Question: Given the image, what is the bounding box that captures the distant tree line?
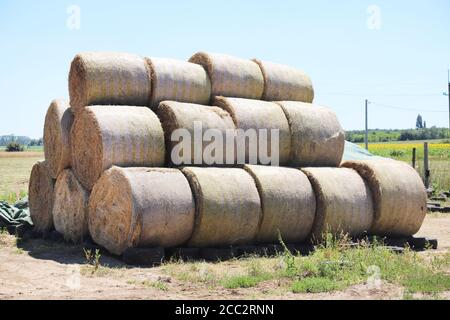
[0,135,43,147]
[346,127,449,143]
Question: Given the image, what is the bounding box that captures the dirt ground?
[0,215,449,300]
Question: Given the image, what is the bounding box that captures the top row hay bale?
[147,57,211,106]
[70,105,165,190]
[68,52,211,111]
[88,167,195,255]
[43,99,74,179]
[29,161,55,233]
[253,59,314,102]
[189,52,265,100]
[341,159,427,237]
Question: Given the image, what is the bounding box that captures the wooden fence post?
[424,142,430,188]
[412,147,416,169]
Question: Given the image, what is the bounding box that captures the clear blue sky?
[0,0,449,138]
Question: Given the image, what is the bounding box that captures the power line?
[318,92,442,97]
[370,102,448,113]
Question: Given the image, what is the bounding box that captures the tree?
[416,114,423,129]
[6,142,24,152]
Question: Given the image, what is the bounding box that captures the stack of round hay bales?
[244,165,316,243]
[43,99,74,179]
[71,105,165,190]
[181,167,262,247]
[29,161,55,233]
[214,97,291,165]
[157,101,236,165]
[52,169,89,243]
[252,59,314,102]
[189,52,265,100]
[276,101,345,167]
[302,167,374,240]
[69,52,152,113]
[341,159,427,237]
[88,167,195,255]
[146,58,211,107]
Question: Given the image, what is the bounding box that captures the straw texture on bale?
[189,52,264,100]
[52,169,89,243]
[253,59,314,102]
[146,58,211,107]
[28,161,55,233]
[302,167,374,240]
[157,101,236,165]
[277,101,345,167]
[71,106,165,190]
[214,97,291,165]
[88,167,195,255]
[341,160,427,236]
[244,165,316,243]
[68,52,151,112]
[182,167,262,247]
[43,99,74,179]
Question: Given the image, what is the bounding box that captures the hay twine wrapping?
[28,161,55,233]
[244,165,316,243]
[214,97,291,165]
[43,99,74,179]
[157,101,236,165]
[276,101,345,167]
[182,167,262,247]
[52,169,89,243]
[71,105,165,190]
[253,59,314,102]
[68,52,151,112]
[88,167,195,255]
[341,159,427,236]
[302,167,374,240]
[189,52,264,100]
[147,58,211,107]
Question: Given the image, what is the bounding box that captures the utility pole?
[365,99,369,150]
[445,70,450,137]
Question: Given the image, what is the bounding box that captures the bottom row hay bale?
[29,161,55,233]
[52,169,89,243]
[341,159,427,236]
[181,167,262,247]
[88,167,195,255]
[244,165,316,243]
[302,167,374,240]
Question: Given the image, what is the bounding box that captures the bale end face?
[28,161,55,233]
[88,167,135,255]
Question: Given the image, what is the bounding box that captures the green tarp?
[342,141,385,161]
[0,198,33,229]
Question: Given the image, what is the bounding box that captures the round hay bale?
[52,169,90,243]
[68,52,151,112]
[276,101,345,167]
[181,167,262,247]
[43,99,74,179]
[302,167,374,240]
[157,101,236,165]
[214,97,291,165]
[341,159,427,236]
[28,161,55,233]
[147,58,211,107]
[189,52,264,100]
[71,106,165,190]
[244,165,316,243]
[252,59,314,102]
[88,167,195,255]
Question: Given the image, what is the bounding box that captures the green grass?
[162,236,450,297]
